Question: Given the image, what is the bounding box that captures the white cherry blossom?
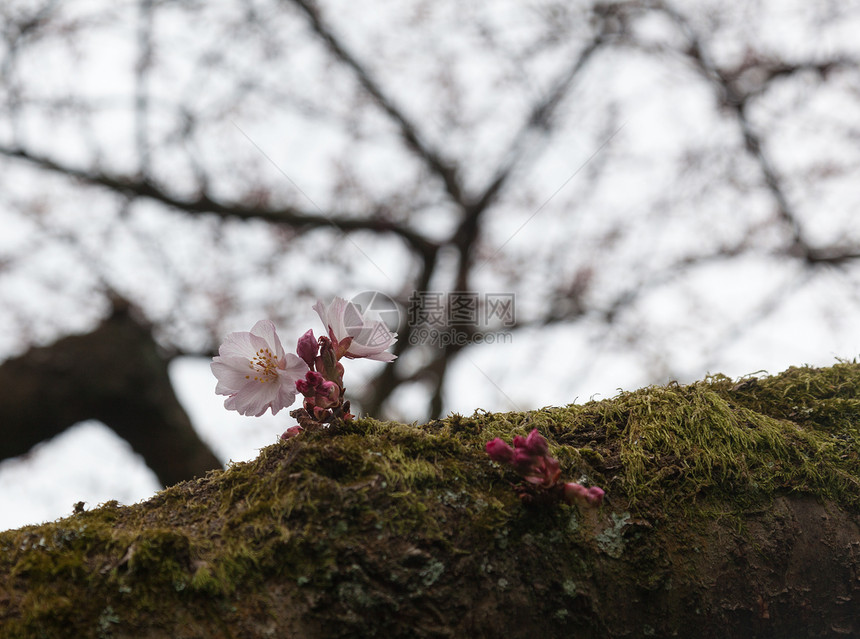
[313,297,397,362]
[211,320,308,416]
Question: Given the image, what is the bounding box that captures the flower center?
[247,347,279,383]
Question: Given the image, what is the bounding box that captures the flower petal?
[249,319,286,359]
[224,380,280,417]
[217,331,267,360]
[211,359,252,394]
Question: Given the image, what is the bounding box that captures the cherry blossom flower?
[313,297,397,361]
[211,298,398,436]
[211,320,308,417]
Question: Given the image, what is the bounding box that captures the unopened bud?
[296,329,318,369]
[586,486,605,506]
[281,425,303,439]
[523,429,549,456]
[485,438,515,464]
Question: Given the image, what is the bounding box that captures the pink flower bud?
[586,486,605,506]
[563,482,605,507]
[296,329,318,369]
[318,338,339,380]
[281,425,303,439]
[563,482,588,503]
[522,456,561,488]
[321,380,339,401]
[511,448,537,473]
[543,456,561,486]
[296,371,325,397]
[485,438,515,464]
[523,429,549,456]
[314,380,340,408]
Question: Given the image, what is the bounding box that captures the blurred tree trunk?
[0,301,221,486]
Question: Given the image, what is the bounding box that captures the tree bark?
[0,301,221,486]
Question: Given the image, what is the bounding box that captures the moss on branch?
[1,363,859,637]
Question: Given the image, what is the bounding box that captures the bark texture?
[0,301,221,486]
[0,363,858,638]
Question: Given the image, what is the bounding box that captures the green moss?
[1,362,859,636]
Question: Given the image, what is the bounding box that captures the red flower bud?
[512,448,538,474]
[563,482,588,503]
[523,429,549,456]
[296,329,318,369]
[485,438,515,464]
[281,425,303,439]
[522,456,560,488]
[563,482,604,507]
[296,371,325,397]
[586,486,605,506]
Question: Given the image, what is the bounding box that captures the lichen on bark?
[1,362,859,637]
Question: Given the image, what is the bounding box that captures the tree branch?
[0,144,438,257]
[656,3,806,249]
[287,0,465,205]
[0,299,221,486]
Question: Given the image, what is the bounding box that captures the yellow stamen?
[248,347,279,383]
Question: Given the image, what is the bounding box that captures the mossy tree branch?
[1,362,857,637]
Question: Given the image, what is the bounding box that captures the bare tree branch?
[0,144,438,257]
[288,0,465,205]
[654,3,813,254]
